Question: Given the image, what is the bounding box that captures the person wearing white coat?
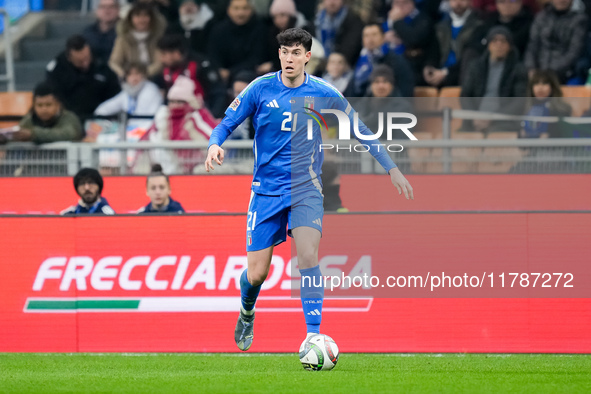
[94,62,163,116]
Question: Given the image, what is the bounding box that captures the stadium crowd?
[3,0,591,148]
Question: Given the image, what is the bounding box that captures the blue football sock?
[240,269,261,312]
[300,265,324,334]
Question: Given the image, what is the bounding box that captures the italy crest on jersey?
[304,96,314,112]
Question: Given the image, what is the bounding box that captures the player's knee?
[297,250,318,269]
[248,267,268,287]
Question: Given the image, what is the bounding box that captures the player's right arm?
[205,80,260,172]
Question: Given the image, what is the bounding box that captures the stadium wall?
[0,174,590,214]
[1,213,590,353]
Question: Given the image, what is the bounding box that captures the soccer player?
[205,28,413,351]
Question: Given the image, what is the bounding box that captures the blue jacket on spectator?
[61,197,115,215]
[137,198,185,214]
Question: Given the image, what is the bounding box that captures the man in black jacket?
[385,0,438,85]
[482,0,533,59]
[460,27,528,132]
[524,0,587,83]
[46,35,120,124]
[207,0,268,85]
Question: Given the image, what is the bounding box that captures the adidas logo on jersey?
[307,309,321,316]
[266,99,279,108]
[312,218,322,227]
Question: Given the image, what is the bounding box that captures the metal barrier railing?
[2,106,591,176]
[1,139,590,176]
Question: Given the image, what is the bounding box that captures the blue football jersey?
[209,71,396,195]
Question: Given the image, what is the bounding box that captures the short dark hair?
[66,35,88,53]
[33,81,58,99]
[370,64,395,85]
[276,28,313,52]
[364,22,384,34]
[157,34,187,54]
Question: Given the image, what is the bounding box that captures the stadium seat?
[0,92,33,128]
[413,117,443,139]
[438,87,462,133]
[414,87,439,98]
[0,92,33,115]
[438,87,462,109]
[560,86,591,117]
[414,87,439,108]
[407,131,434,173]
[413,87,440,136]
[479,132,522,173]
[486,132,518,139]
[451,131,484,173]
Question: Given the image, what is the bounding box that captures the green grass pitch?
[1,353,590,393]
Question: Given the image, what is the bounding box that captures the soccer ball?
[299,334,339,371]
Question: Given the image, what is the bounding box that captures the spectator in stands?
[524,0,587,83]
[323,52,354,93]
[315,0,364,67]
[137,164,185,213]
[46,35,120,123]
[359,65,413,133]
[260,0,315,74]
[482,0,533,58]
[165,0,215,56]
[95,63,163,116]
[145,75,218,173]
[352,22,415,97]
[82,0,120,66]
[424,0,485,87]
[61,168,115,215]
[460,26,528,132]
[377,0,442,22]
[471,0,538,14]
[294,0,317,21]
[366,64,409,100]
[109,2,167,78]
[384,0,438,85]
[154,35,226,118]
[521,70,572,138]
[230,70,256,139]
[208,0,268,84]
[12,82,82,144]
[123,0,180,25]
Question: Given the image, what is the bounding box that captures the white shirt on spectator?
[94,80,162,116]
